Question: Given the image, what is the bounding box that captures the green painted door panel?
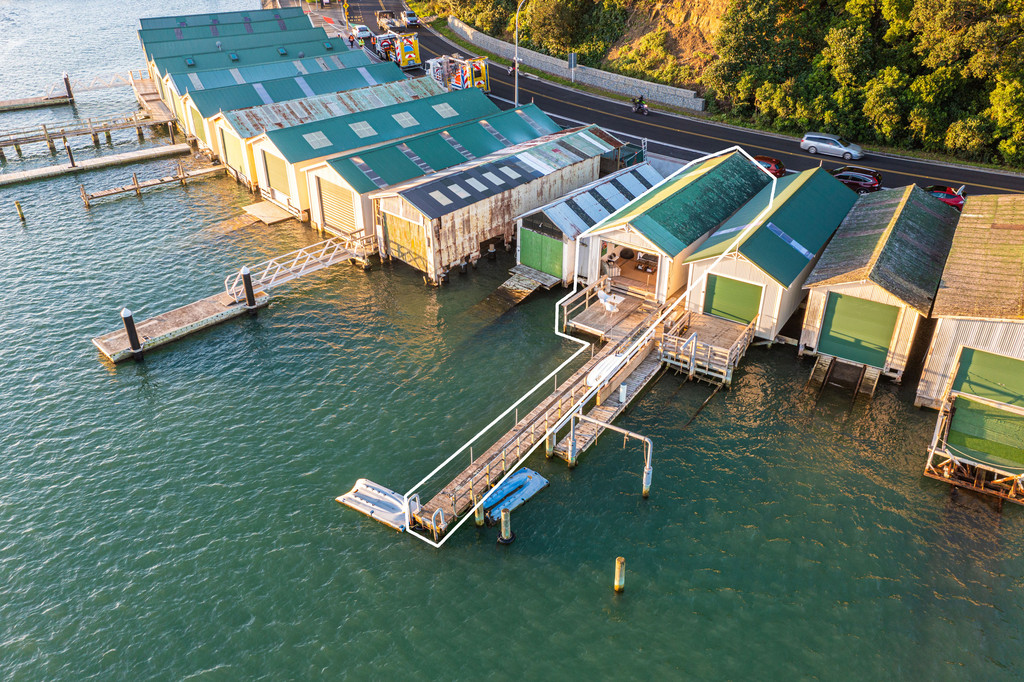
[952,348,1024,408]
[817,292,898,367]
[703,274,761,324]
[519,229,562,279]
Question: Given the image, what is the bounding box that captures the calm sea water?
[2,2,1023,679]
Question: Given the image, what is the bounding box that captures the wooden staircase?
[807,354,835,394]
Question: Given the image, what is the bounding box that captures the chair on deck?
[597,289,619,313]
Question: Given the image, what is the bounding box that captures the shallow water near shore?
[2,1,1024,679]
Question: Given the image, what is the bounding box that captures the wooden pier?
[0,144,192,187]
[0,73,74,112]
[0,113,174,156]
[92,291,269,363]
[661,311,757,385]
[80,162,225,207]
[129,70,173,121]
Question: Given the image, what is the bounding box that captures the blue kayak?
[482,468,549,523]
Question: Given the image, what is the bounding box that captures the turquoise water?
[2,2,1023,679]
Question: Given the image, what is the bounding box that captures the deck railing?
[661,315,758,383]
[558,275,609,331]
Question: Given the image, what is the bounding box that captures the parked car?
[800,132,864,160]
[402,10,420,27]
[923,185,967,210]
[753,155,786,178]
[349,24,372,41]
[828,166,882,194]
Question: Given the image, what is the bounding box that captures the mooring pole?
[121,308,143,360]
[15,201,25,222]
[497,508,515,545]
[63,72,74,103]
[240,266,257,314]
[614,557,625,593]
[474,493,485,527]
[64,143,75,168]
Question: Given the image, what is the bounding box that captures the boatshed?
[370,125,624,283]
[138,14,313,48]
[800,185,960,380]
[210,75,443,187]
[249,88,501,219]
[583,151,771,304]
[138,7,306,31]
[182,62,406,151]
[916,193,1024,502]
[304,105,561,239]
[513,163,665,286]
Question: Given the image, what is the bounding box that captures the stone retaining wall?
[447,17,705,112]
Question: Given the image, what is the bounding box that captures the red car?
[754,155,786,178]
[924,185,966,210]
[828,165,882,194]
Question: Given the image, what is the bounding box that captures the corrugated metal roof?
[806,185,961,316]
[169,50,369,96]
[189,62,405,118]
[517,163,663,239]
[325,104,562,194]
[375,125,621,220]
[139,8,306,31]
[590,152,771,258]
[932,194,1024,319]
[218,75,443,138]
[139,15,313,47]
[144,26,326,62]
[154,37,344,77]
[687,167,856,286]
[262,88,501,164]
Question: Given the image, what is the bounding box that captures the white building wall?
[686,253,782,340]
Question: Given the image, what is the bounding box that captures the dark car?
[754,155,786,178]
[828,166,882,194]
[923,185,966,210]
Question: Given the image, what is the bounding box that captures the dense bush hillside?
[429,0,1024,165]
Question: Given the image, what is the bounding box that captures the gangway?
[224,234,376,302]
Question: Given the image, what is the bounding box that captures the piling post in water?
[240,266,258,314]
[80,184,90,208]
[497,508,515,544]
[177,161,186,186]
[64,143,75,168]
[121,308,143,360]
[474,493,485,527]
[136,127,144,141]
[614,557,625,593]
[15,201,25,222]
[105,131,112,144]
[0,147,6,162]
[63,72,74,103]
[487,243,496,260]
[168,122,175,145]
[42,124,55,153]
[132,173,141,196]
[15,143,22,156]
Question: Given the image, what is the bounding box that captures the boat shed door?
[190,107,206,144]
[263,151,289,195]
[703,274,761,325]
[816,292,898,367]
[519,228,562,279]
[220,129,244,174]
[318,177,357,234]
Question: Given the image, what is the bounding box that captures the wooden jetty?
[660,310,757,386]
[0,113,174,158]
[92,291,269,363]
[0,73,74,112]
[129,70,173,122]
[80,161,225,207]
[0,144,192,187]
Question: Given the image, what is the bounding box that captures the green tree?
[863,66,910,142]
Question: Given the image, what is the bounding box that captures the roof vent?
[185,57,196,67]
[215,41,222,51]
[229,52,239,61]
[324,41,334,50]
[298,51,305,58]
[278,47,288,56]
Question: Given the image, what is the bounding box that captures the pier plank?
[0,144,192,187]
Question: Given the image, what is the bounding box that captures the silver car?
[800,132,863,160]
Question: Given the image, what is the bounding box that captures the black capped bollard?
[240,266,257,315]
[487,243,497,261]
[121,308,143,360]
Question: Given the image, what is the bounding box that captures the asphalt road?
[334,0,1024,195]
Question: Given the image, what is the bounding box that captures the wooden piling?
[15,201,25,221]
[168,122,175,145]
[614,557,625,593]
[80,184,90,208]
[136,127,144,141]
[497,508,515,544]
[42,124,55,153]
[132,173,140,196]
[177,161,186,186]
[105,131,112,144]
[63,72,74,103]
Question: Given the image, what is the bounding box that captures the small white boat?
[336,479,416,532]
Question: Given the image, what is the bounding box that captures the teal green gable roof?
[139,15,313,48]
[324,105,560,194]
[596,153,771,257]
[263,88,501,164]
[139,8,305,30]
[169,51,369,96]
[187,63,405,118]
[154,38,343,77]
[687,168,856,286]
[144,26,326,62]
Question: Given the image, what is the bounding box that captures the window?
[432,103,458,118]
[349,121,376,138]
[303,131,332,150]
[392,112,418,128]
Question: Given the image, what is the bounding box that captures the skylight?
[429,190,452,206]
[303,131,332,150]
[432,103,458,118]
[349,121,377,138]
[392,112,418,128]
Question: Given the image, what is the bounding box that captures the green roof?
[324,105,560,194]
[808,185,961,316]
[933,194,1024,319]
[687,167,856,286]
[144,26,326,62]
[168,51,369,96]
[591,152,771,257]
[154,38,343,77]
[262,88,501,164]
[186,62,405,118]
[139,8,306,30]
[138,15,313,48]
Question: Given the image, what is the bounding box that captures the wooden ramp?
[475,264,562,313]
[0,144,192,187]
[92,291,268,363]
[243,201,294,225]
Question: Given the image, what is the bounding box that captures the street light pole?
[514,0,529,107]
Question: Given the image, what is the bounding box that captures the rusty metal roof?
[933,194,1024,319]
[219,76,445,139]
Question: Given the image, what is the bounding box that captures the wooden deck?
[0,144,192,187]
[0,113,173,152]
[0,94,73,113]
[567,296,644,340]
[92,291,268,363]
[243,200,294,225]
[130,73,173,121]
[661,311,756,385]
[81,163,225,206]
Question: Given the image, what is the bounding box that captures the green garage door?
[519,228,562,279]
[703,274,761,324]
[947,397,1024,472]
[817,292,898,367]
[952,348,1024,408]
